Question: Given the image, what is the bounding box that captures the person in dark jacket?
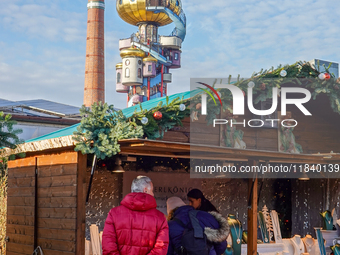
[187,188,218,213]
[102,176,169,255]
[166,197,229,255]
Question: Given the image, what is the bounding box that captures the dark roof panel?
[15,99,80,115]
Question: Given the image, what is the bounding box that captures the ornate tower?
[116,0,186,107]
[84,0,105,107]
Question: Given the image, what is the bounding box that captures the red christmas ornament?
[153,111,162,120]
[324,73,331,80]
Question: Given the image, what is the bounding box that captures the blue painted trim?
[25,89,201,143]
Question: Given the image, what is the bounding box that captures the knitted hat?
[166,197,186,215]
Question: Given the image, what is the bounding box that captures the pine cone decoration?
[260,83,266,90]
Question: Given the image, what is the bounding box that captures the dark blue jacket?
[167,206,229,255]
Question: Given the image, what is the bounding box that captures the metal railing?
[178,10,186,26]
[130,33,162,54]
[146,0,168,8]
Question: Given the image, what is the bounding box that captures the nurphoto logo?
[198,82,312,128]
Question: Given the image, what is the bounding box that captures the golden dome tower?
[115,0,186,106]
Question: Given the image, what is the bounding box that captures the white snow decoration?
[263,205,274,242]
[271,210,283,244]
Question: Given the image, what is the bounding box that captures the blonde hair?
[167,207,179,221]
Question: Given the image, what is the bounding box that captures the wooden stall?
[4,138,340,255]
[4,89,340,255]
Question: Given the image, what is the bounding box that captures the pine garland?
[73,102,144,160]
[73,98,190,159]
[135,96,190,139]
[191,61,340,124]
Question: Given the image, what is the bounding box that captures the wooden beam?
[247,160,258,255]
[37,151,78,166]
[76,152,87,255]
[118,138,340,163]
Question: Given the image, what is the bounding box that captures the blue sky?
[1,0,340,109]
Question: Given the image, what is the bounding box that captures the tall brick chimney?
[84,0,105,107]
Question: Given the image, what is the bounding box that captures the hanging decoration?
[258,211,270,243]
[324,73,331,80]
[318,73,325,80]
[141,117,148,124]
[247,81,255,88]
[280,69,287,77]
[179,104,186,111]
[153,111,162,120]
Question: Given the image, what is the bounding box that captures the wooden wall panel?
[37,164,77,178]
[35,153,78,255]
[7,150,83,255]
[6,163,35,255]
[37,238,75,253]
[6,224,34,236]
[8,158,35,169]
[37,152,78,166]
[6,243,33,254]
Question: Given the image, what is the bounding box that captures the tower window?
[119,0,122,4]
[125,68,130,78]
[117,72,121,83]
[148,65,152,72]
[174,53,178,60]
[138,68,142,78]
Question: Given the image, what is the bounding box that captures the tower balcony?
[159,36,182,49]
[119,38,132,51]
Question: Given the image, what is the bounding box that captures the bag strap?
[188,210,204,238]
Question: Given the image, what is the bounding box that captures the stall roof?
[3,89,339,163]
[24,90,197,144]
[118,139,340,164]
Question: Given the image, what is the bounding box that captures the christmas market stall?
[3,62,340,255]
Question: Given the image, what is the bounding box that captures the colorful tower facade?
[116,0,186,107]
[84,0,105,107]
